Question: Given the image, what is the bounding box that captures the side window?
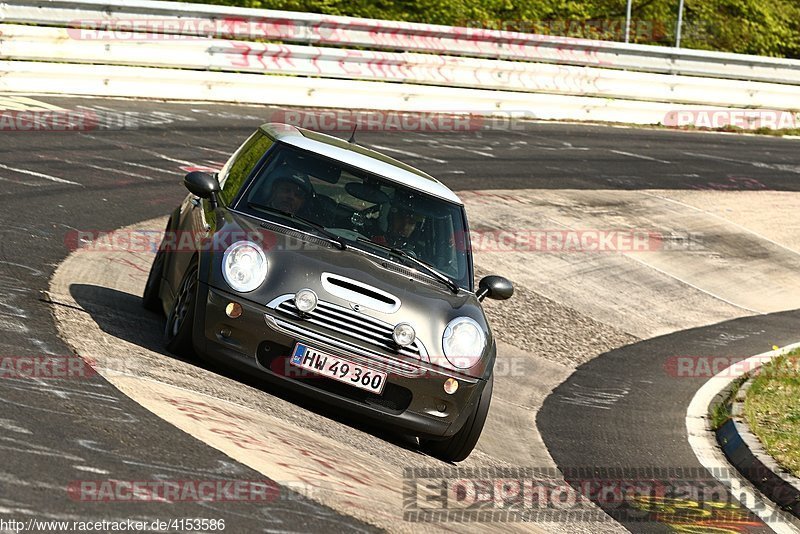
[218,131,274,207]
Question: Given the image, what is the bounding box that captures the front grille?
[272,297,426,360]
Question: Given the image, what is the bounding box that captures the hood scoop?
[321,273,400,314]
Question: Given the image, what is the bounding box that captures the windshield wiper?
[355,237,459,293]
[247,202,346,250]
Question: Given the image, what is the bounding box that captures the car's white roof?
[261,123,463,205]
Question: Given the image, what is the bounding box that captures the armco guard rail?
[0,0,799,124]
[3,24,798,110]
[4,0,800,85]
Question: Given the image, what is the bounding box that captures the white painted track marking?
[0,163,80,186]
[0,96,64,111]
[610,149,671,164]
[369,144,448,164]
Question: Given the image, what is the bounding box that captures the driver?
[372,203,422,251]
[266,168,313,215]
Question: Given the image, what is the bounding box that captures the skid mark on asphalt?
[556,384,630,410]
[0,277,30,335]
[0,433,85,461]
[78,134,205,167]
[0,418,32,435]
[74,133,226,176]
[0,374,139,423]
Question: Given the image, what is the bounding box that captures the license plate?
[290,344,387,394]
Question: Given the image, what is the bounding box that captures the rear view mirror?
[184,171,220,199]
[476,275,514,301]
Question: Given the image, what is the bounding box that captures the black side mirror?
[184,171,221,206]
[476,275,514,302]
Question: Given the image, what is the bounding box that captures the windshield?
[235,143,471,289]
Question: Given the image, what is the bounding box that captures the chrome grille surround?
[263,315,423,377]
[266,294,428,362]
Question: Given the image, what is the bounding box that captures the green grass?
[709,375,748,430]
[710,398,733,429]
[744,349,800,476]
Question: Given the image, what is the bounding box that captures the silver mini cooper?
[143,123,513,462]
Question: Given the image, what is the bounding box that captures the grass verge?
[744,349,800,477]
[709,375,748,430]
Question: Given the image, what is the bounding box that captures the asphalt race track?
[539,309,800,533]
[2,94,800,532]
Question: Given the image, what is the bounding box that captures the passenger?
[373,203,422,251]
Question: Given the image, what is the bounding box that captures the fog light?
[393,323,416,347]
[294,289,318,313]
[225,302,242,319]
[444,378,459,395]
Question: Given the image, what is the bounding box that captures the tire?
[164,260,198,358]
[420,375,493,463]
[142,247,166,313]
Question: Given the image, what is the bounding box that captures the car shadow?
[69,283,426,457]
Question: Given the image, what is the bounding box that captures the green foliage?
[172,0,800,58]
[744,351,800,476]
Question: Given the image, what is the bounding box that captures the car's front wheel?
[420,375,493,463]
[164,260,198,358]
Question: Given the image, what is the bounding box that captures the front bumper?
[192,283,488,439]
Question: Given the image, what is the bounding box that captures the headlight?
[222,241,268,292]
[442,317,486,369]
